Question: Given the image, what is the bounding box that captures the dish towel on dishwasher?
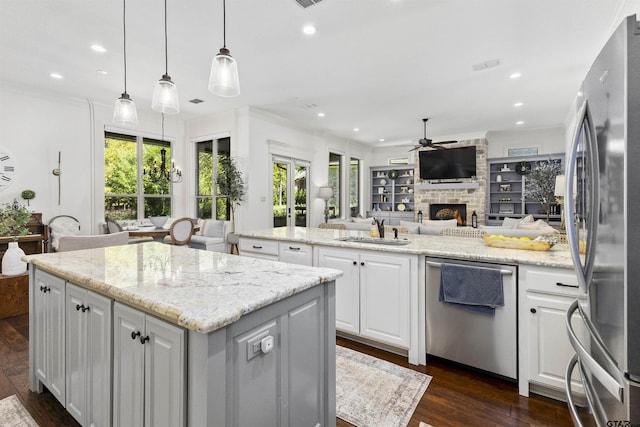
[439,263,504,315]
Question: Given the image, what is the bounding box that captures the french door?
[272,156,309,227]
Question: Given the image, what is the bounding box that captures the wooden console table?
[0,273,28,318]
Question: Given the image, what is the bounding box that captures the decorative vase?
[2,241,27,276]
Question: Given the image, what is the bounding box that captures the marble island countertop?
[238,227,577,269]
[24,242,342,333]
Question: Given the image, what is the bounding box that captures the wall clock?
[0,146,16,192]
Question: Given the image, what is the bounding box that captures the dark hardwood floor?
[0,313,579,426]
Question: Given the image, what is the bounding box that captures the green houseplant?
[524,159,562,222]
[0,204,30,239]
[21,189,36,206]
[217,155,245,232]
[0,204,31,276]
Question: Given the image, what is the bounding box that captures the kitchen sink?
[336,236,411,246]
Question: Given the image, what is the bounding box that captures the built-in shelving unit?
[368,165,416,222]
[486,154,564,225]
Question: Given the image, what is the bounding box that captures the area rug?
[0,395,39,426]
[336,346,432,427]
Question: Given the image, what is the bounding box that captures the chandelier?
[144,114,183,183]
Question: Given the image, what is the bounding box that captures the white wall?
[185,107,372,231]
[485,127,566,158]
[0,85,180,234]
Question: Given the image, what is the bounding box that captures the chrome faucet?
[392,227,399,239]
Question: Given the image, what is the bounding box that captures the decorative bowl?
[149,216,168,229]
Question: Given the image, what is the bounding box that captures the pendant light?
[113,0,138,127]
[151,0,180,114]
[208,0,240,97]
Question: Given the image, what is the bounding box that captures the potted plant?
[524,159,562,222]
[0,204,31,276]
[217,155,245,233]
[21,189,36,207]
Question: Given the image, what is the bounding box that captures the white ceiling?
[0,0,636,147]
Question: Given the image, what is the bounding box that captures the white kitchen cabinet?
[238,237,279,260]
[278,242,313,265]
[240,238,313,266]
[34,269,66,405]
[66,283,112,427]
[113,302,185,427]
[316,246,411,349]
[520,265,585,397]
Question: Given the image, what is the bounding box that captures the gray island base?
[25,242,339,427]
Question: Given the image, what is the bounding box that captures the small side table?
[0,273,29,319]
[227,233,239,255]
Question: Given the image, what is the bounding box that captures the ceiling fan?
[408,118,458,151]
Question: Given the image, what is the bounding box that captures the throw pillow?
[202,220,225,237]
[399,220,420,234]
[351,217,374,223]
[501,217,521,228]
[422,218,457,227]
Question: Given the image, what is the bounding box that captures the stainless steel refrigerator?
[564,14,640,426]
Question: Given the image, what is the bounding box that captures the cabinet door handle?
[360,261,365,266]
[131,331,141,340]
[530,308,537,314]
[289,246,300,251]
[252,245,262,249]
[81,305,90,312]
[40,286,50,293]
[76,304,83,311]
[352,261,357,266]
[556,281,579,289]
[140,335,150,344]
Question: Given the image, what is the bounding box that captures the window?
[195,137,230,219]
[350,157,361,217]
[104,132,174,220]
[328,152,341,218]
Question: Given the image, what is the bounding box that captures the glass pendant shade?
[113,92,138,127]
[208,48,240,97]
[152,74,180,114]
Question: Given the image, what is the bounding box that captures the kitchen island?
[237,227,580,400]
[25,242,340,427]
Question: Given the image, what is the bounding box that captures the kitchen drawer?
[523,266,581,296]
[238,238,279,260]
[279,242,312,266]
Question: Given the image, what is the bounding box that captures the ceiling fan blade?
[408,146,421,152]
[432,140,458,145]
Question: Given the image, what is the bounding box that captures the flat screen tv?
[419,146,477,180]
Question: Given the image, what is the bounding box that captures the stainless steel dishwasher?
[426,257,517,380]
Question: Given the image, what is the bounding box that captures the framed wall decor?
[507,147,538,157]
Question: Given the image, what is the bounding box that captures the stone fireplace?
[429,204,467,226]
[412,138,488,225]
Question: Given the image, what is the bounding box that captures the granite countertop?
[238,227,577,269]
[23,242,342,334]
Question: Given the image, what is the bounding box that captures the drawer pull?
[556,281,579,289]
[76,304,83,311]
[252,245,263,249]
[81,305,90,312]
[131,331,141,340]
[352,261,357,266]
[140,335,150,344]
[530,308,537,314]
[289,246,301,251]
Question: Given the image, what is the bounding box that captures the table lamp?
[318,186,334,223]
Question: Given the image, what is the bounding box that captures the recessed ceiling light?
[302,25,317,35]
[96,69,108,75]
[317,112,325,117]
[353,128,359,132]
[49,73,63,79]
[514,102,523,107]
[379,138,385,142]
[509,72,521,79]
[91,44,107,53]
[516,121,524,125]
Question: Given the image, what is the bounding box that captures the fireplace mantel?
[415,182,480,190]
